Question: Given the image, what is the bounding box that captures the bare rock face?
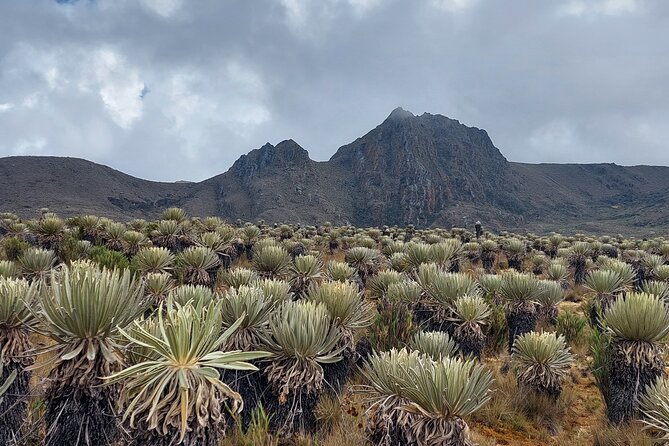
[329,107,526,227]
[229,140,312,181]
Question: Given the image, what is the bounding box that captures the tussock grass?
[592,422,653,446]
[471,363,576,443]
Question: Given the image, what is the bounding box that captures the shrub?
[89,245,129,270]
[555,311,588,347]
[483,302,508,356]
[1,237,29,262]
[369,282,416,352]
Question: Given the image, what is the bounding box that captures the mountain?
[1,108,667,235]
[329,108,526,228]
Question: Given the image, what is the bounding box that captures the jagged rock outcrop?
[229,140,312,179]
[199,139,355,224]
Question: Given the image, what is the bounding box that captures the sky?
[0,0,667,182]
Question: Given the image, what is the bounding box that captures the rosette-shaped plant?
[253,245,292,279]
[260,300,344,435]
[289,254,322,297]
[584,269,625,329]
[401,357,493,446]
[537,279,565,325]
[499,272,542,351]
[602,292,669,424]
[176,246,220,288]
[448,294,491,359]
[511,331,573,398]
[408,331,458,361]
[107,300,269,445]
[307,280,374,391]
[0,278,39,444]
[360,350,493,446]
[639,376,669,441]
[35,265,146,446]
[130,246,175,276]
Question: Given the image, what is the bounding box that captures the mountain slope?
[1,109,668,235]
[0,156,212,219]
[511,163,669,233]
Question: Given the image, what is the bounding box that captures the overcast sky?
[0,0,667,181]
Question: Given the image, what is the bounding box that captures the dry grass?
[468,352,607,446]
[320,421,368,446]
[321,250,346,264]
[591,422,654,446]
[314,395,343,431]
[220,405,278,446]
[470,431,499,446]
[220,390,369,446]
[566,284,589,303]
[471,364,550,444]
[319,389,368,446]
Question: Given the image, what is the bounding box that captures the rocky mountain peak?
[386,106,415,121]
[229,139,312,179]
[332,108,507,164]
[328,107,516,226]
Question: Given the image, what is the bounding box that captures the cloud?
[280,0,308,26]
[8,137,47,155]
[87,49,145,129]
[527,120,582,162]
[278,0,383,36]
[431,0,478,13]
[140,0,183,17]
[2,44,144,129]
[344,0,382,15]
[0,0,666,181]
[559,0,640,17]
[161,60,270,161]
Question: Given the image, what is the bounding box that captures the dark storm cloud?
[0,0,667,181]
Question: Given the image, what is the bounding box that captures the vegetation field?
[1,208,669,445]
